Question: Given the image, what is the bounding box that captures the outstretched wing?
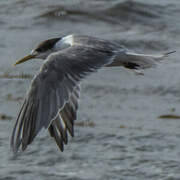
[11,45,114,153]
[73,35,175,73]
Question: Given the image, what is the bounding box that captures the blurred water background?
[1,0,180,179]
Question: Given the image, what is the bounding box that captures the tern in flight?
[11,34,174,153]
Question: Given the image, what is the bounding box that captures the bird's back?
[69,35,126,53]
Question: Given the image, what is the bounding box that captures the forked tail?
[107,50,176,74]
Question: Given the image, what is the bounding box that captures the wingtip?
[10,144,19,155]
[10,136,19,155]
[22,144,27,151]
[164,51,176,56]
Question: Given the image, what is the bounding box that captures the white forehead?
[30,49,38,55]
[55,34,74,50]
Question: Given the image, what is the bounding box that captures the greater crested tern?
[11,34,174,153]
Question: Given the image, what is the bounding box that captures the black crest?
[35,38,61,52]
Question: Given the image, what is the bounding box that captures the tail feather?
[107,50,175,73]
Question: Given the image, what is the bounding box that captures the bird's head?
[14,37,62,65]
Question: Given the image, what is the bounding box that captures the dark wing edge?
[11,46,114,154]
[48,85,80,152]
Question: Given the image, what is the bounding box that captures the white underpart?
[54,34,74,51]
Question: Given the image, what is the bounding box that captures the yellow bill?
[14,54,36,66]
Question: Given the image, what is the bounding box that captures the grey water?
[0,0,180,179]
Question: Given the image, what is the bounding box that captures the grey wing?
[73,35,175,72]
[11,46,114,153]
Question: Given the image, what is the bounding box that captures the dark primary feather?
[11,45,114,153]
[48,85,80,151]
